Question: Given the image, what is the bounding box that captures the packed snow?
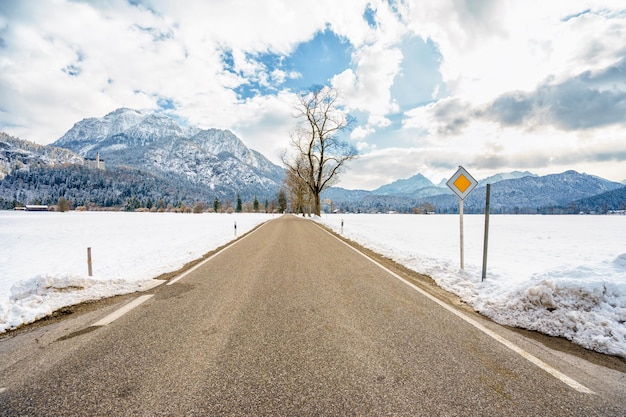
[0,211,272,333]
[1,211,625,360]
[317,214,626,359]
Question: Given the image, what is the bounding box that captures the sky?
[0,0,625,190]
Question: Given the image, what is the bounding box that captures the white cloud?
[350,125,375,140]
[340,117,626,190]
[0,0,378,143]
[230,91,298,163]
[404,1,626,103]
[328,0,410,137]
[0,0,625,188]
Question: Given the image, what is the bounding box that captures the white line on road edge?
[87,222,271,329]
[167,220,271,286]
[317,223,595,395]
[92,295,154,327]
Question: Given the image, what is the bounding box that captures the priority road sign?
[446,166,478,200]
[446,165,478,270]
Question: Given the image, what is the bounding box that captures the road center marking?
[316,221,595,395]
[92,295,154,327]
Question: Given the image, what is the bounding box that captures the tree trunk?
[314,192,321,216]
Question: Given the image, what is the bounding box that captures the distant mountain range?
[323,170,625,214]
[1,108,624,213]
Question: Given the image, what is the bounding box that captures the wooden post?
[87,247,93,277]
[482,184,491,281]
[459,198,464,270]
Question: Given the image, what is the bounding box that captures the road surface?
[1,215,624,416]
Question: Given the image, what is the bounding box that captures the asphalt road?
[1,214,625,416]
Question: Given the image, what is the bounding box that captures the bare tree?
[282,86,357,216]
[285,159,313,215]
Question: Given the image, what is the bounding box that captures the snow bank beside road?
[2,210,624,359]
[0,211,271,332]
[317,214,626,358]
[1,274,158,330]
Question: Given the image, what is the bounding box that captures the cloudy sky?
[1,0,625,189]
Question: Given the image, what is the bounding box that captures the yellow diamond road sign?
[446,166,478,200]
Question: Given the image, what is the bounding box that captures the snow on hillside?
[0,211,272,332]
[51,108,285,199]
[317,214,626,359]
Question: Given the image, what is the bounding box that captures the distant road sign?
[446,166,478,200]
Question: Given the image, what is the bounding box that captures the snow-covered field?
[317,214,626,359]
[0,211,272,332]
[1,211,624,360]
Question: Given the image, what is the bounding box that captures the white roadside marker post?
[87,247,93,276]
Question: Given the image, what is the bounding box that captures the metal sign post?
[459,198,464,269]
[446,166,478,270]
[482,184,491,281]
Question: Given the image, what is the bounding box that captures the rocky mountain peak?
[50,108,285,199]
[190,129,251,162]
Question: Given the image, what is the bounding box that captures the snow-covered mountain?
[466,170,623,212]
[372,173,442,196]
[369,170,538,198]
[325,170,541,204]
[3,114,623,214]
[53,108,147,154]
[477,170,537,187]
[53,108,284,198]
[323,170,624,213]
[0,132,83,180]
[414,170,624,213]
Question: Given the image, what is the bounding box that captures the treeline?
[540,186,626,214]
[0,164,284,212]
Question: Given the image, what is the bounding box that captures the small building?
[25,205,49,211]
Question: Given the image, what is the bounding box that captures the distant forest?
[0,165,280,212]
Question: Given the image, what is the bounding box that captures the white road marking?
[0,387,6,394]
[167,219,270,286]
[318,222,595,395]
[92,295,154,327]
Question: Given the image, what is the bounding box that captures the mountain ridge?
[323,169,624,214]
[53,108,284,199]
[0,132,83,180]
[1,107,624,213]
